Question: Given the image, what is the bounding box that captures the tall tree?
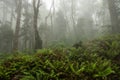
[54,10,67,41]
[33,0,42,50]
[107,0,119,33]
[21,0,32,50]
[13,0,22,51]
[0,22,13,53]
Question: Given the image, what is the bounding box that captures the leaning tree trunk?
[33,0,42,50]
[13,0,22,51]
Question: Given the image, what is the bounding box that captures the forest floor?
[0,35,120,80]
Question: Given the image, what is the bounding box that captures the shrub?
[0,35,120,80]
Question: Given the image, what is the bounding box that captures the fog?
[0,0,119,52]
[1,0,120,79]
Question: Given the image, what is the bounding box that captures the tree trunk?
[34,14,42,49]
[107,0,119,33]
[13,0,22,51]
[33,0,42,50]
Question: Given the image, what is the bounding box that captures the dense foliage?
[0,35,120,80]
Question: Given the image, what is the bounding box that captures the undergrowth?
[0,35,120,80]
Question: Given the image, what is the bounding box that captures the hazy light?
[28,0,52,9]
[43,0,52,9]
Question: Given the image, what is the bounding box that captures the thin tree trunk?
[10,7,14,52]
[44,1,53,47]
[71,0,77,41]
